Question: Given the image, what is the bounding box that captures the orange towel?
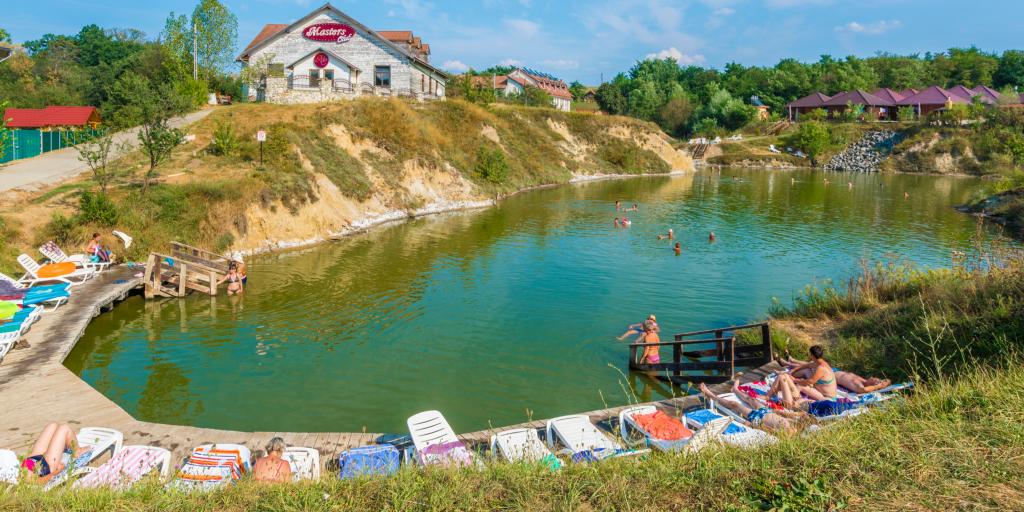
[634,411,693,441]
[37,262,77,278]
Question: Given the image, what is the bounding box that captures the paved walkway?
[0,109,213,192]
[0,267,778,468]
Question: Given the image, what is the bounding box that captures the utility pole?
[192,23,198,80]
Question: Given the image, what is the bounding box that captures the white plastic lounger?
[619,406,729,453]
[545,415,646,463]
[0,272,71,310]
[283,447,321,481]
[0,449,18,484]
[38,241,109,272]
[43,427,125,489]
[17,254,95,287]
[407,410,476,467]
[490,428,556,464]
[684,407,776,449]
[171,443,252,491]
[73,445,171,489]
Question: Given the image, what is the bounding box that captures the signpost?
[256,130,266,166]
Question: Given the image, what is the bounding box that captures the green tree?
[627,80,662,120]
[70,132,125,194]
[995,50,1024,89]
[657,97,694,136]
[0,101,10,160]
[787,121,830,165]
[569,81,587,101]
[896,106,917,123]
[111,73,186,193]
[0,28,10,43]
[162,0,238,80]
[595,82,627,115]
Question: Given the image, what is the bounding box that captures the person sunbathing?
[764,373,861,418]
[22,423,79,484]
[253,437,292,484]
[780,355,891,394]
[697,382,803,435]
[779,345,837,400]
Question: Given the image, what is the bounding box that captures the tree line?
[595,48,1024,137]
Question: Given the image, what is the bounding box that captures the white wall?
[289,53,353,83]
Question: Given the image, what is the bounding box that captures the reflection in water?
[66,168,1008,433]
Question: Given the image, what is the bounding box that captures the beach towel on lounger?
[74,446,166,489]
[634,411,693,441]
[338,445,401,479]
[419,441,474,467]
[807,398,859,418]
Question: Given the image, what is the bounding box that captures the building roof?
[899,88,919,98]
[897,86,970,106]
[872,88,905,103]
[823,90,893,107]
[3,106,100,128]
[947,85,978,100]
[376,30,413,42]
[235,3,446,77]
[970,85,1002,104]
[786,92,831,108]
[512,68,573,99]
[240,24,289,58]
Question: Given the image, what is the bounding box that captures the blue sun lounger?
[337,445,401,479]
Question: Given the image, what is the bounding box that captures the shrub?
[897,106,917,122]
[76,191,118,226]
[474,145,510,184]
[209,121,240,157]
[43,213,77,246]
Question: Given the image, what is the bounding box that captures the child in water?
[674,242,682,255]
[618,315,659,341]
[621,217,632,227]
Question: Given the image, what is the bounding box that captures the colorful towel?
[338,445,400,479]
[633,411,693,441]
[74,446,164,489]
[419,441,474,467]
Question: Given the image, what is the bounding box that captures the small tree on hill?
[787,121,830,166]
[70,132,127,194]
[111,73,186,193]
[0,101,10,162]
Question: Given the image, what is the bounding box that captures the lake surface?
[66,168,1000,434]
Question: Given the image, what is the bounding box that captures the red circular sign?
[313,52,329,68]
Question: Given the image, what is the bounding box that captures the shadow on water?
[64,168,1008,433]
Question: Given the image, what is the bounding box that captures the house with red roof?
[896,86,972,116]
[236,3,448,103]
[3,106,101,130]
[785,92,831,121]
[823,90,896,120]
[506,68,574,111]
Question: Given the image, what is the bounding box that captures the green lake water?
[65,168,1001,434]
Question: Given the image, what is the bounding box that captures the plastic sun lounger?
[17,255,95,288]
[38,241,110,273]
[407,410,476,467]
[546,415,647,463]
[619,406,730,453]
[72,445,171,489]
[43,427,125,489]
[0,272,71,310]
[684,407,776,449]
[337,445,401,479]
[489,428,558,465]
[283,447,321,481]
[0,449,18,484]
[171,443,253,491]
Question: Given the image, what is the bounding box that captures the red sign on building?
[302,23,355,43]
[313,52,329,68]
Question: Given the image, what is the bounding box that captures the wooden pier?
[0,267,780,470]
[628,322,774,386]
[143,242,230,299]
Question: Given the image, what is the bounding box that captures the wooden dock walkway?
[0,266,780,468]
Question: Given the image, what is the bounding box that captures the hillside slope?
[0,100,691,268]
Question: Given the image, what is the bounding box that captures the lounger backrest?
[493,429,547,462]
[547,415,618,453]
[0,272,26,289]
[17,255,42,276]
[283,447,321,481]
[407,411,458,452]
[77,427,124,461]
[39,241,68,263]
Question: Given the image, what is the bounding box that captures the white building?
[493,68,573,112]
[237,3,448,104]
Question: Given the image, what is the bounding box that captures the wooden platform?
[0,266,780,467]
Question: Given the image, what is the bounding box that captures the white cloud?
[836,20,902,35]
[645,47,705,65]
[503,18,541,37]
[706,6,735,29]
[382,0,433,19]
[442,60,469,72]
[542,59,580,70]
[499,58,525,67]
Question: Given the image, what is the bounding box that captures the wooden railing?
[143,253,224,299]
[332,79,353,93]
[170,242,230,273]
[629,322,774,385]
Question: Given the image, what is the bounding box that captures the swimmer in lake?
[615,200,621,211]
[674,242,682,255]
[622,217,632,227]
[614,218,621,228]
[709,232,716,242]
[658,229,674,240]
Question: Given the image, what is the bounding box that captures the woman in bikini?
[21,423,79,484]
[780,355,891,394]
[640,320,661,365]
[789,345,838,400]
[217,264,244,295]
[253,437,292,484]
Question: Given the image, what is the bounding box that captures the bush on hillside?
[77,191,118,226]
[474,145,510,185]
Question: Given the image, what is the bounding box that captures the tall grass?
[4,363,1023,511]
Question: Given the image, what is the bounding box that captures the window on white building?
[309,69,320,87]
[324,69,335,82]
[374,66,391,88]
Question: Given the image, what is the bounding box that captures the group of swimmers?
[17,424,292,484]
[612,200,716,256]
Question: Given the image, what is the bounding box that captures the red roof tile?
[970,85,1002,104]
[899,88,919,97]
[4,106,100,128]
[240,24,288,58]
[378,30,413,43]
[786,92,831,108]
[947,85,977,100]
[872,88,905,103]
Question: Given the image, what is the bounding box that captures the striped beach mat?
[74,446,165,489]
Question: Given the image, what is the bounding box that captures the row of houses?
[475,68,575,112]
[786,85,1023,121]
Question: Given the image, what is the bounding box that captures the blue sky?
[5,0,1023,84]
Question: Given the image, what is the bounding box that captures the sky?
[4,0,1023,84]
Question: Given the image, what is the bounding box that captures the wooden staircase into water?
[143,242,230,299]
[629,322,774,385]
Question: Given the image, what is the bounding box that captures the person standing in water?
[614,218,621,228]
[615,200,621,211]
[658,229,674,240]
[674,242,682,255]
[640,320,661,365]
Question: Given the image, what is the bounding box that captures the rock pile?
[823,130,899,172]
